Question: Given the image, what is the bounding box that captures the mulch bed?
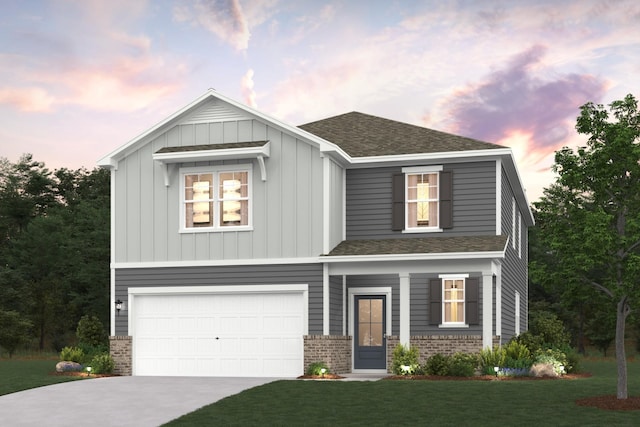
[49,371,116,378]
[384,373,592,381]
[297,374,345,380]
[576,395,640,411]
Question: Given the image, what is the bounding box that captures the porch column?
[323,263,330,335]
[399,272,410,346]
[494,261,502,345]
[482,272,493,349]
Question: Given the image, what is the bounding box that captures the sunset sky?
[1,0,638,202]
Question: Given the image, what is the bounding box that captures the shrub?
[448,352,477,377]
[424,354,451,376]
[534,348,568,375]
[504,340,531,361]
[528,311,571,349]
[513,331,544,354]
[60,346,85,363]
[89,353,114,375]
[391,344,420,375]
[306,361,330,376]
[478,346,506,375]
[76,315,108,349]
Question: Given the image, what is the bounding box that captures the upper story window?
[181,165,252,232]
[407,172,439,228]
[393,165,452,232]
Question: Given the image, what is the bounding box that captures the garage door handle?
[215,337,219,340]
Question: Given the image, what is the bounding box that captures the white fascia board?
[503,151,535,226]
[348,148,513,168]
[322,251,506,264]
[97,90,216,167]
[152,142,270,164]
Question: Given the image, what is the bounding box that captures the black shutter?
[429,278,442,325]
[439,170,453,229]
[466,277,479,325]
[392,173,405,231]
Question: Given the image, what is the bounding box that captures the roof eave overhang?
[321,250,506,263]
[152,142,270,164]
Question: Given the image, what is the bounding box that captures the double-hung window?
[393,166,452,232]
[181,165,252,232]
[429,274,478,327]
[442,277,465,325]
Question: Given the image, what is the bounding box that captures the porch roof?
[323,235,508,257]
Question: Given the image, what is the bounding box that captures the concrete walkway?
[0,376,279,427]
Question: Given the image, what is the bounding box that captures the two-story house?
[98,89,533,377]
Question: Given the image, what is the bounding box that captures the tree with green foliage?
[0,158,110,352]
[0,310,33,357]
[533,94,640,399]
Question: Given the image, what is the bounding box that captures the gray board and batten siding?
[114,114,339,264]
[113,264,324,336]
[345,161,497,240]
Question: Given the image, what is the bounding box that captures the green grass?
[0,358,85,396]
[164,360,640,426]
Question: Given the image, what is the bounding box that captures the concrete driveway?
[0,376,279,427]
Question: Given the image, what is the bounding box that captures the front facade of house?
[99,90,533,377]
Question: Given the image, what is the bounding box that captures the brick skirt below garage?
[109,336,132,376]
[304,335,352,374]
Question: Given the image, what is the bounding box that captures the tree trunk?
[616,297,629,399]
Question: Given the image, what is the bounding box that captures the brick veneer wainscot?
[109,336,132,376]
[304,335,352,374]
[386,335,500,372]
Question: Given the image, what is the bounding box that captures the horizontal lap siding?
[410,274,483,336]
[114,264,324,336]
[346,162,496,240]
[500,167,529,341]
[329,276,343,335]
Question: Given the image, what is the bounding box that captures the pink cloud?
[241,69,257,108]
[0,87,55,112]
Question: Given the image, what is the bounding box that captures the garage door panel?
[134,291,304,377]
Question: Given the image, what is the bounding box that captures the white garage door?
[132,289,305,377]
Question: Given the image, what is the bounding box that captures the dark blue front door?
[354,295,386,369]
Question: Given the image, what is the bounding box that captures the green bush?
[424,354,451,376]
[528,311,571,349]
[478,347,506,375]
[504,340,531,361]
[89,353,114,374]
[534,348,568,375]
[306,361,330,376]
[391,344,420,375]
[448,352,477,377]
[59,346,85,363]
[76,315,108,349]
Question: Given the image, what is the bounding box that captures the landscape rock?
[56,361,83,373]
[530,363,558,378]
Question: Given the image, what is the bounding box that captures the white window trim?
[512,197,516,249]
[515,291,521,335]
[402,165,443,233]
[179,164,253,233]
[518,213,522,258]
[438,274,469,328]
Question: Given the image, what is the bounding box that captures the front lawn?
[0,358,85,396]
[164,359,640,426]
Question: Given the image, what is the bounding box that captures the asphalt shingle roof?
[155,141,268,153]
[324,235,508,257]
[299,112,502,157]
